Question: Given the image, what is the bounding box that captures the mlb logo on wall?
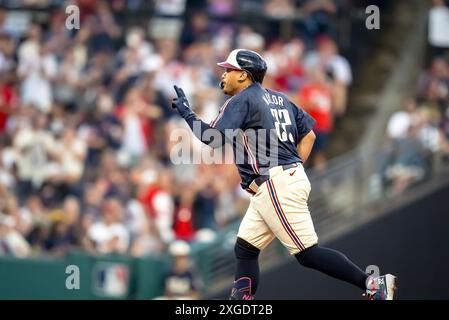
[92,262,129,298]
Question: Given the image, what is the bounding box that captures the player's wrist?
[179,104,193,119]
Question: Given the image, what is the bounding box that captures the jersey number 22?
[271,109,294,143]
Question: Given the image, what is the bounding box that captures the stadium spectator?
[386,98,421,141]
[161,240,203,300]
[299,0,338,41]
[236,25,265,52]
[18,25,57,113]
[304,35,352,116]
[0,33,15,73]
[299,67,333,170]
[180,11,212,48]
[428,0,449,60]
[129,216,164,257]
[0,212,31,257]
[117,88,162,163]
[173,185,196,241]
[207,0,236,16]
[87,197,130,254]
[0,1,356,260]
[264,0,295,19]
[137,166,175,245]
[385,122,428,196]
[0,72,18,135]
[43,196,82,256]
[417,57,449,107]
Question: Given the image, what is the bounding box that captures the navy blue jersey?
[164,269,202,297]
[210,83,316,189]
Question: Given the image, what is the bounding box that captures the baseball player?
[171,49,397,300]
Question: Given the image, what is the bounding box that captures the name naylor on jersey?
[263,92,285,106]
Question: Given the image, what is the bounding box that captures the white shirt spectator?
[428,3,449,48]
[305,52,352,85]
[121,112,147,157]
[17,38,39,64]
[0,149,15,189]
[18,52,57,113]
[55,130,87,182]
[120,29,162,75]
[236,26,265,52]
[387,111,412,140]
[419,125,441,152]
[13,127,56,187]
[0,214,31,258]
[125,199,148,236]
[154,0,186,15]
[0,11,31,39]
[330,55,352,84]
[153,191,175,244]
[88,221,130,254]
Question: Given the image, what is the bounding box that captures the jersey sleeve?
[292,101,316,138]
[210,96,249,133]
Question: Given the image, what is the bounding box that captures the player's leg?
[230,198,275,300]
[258,165,371,293]
[230,237,260,300]
[297,246,397,300]
[294,244,368,291]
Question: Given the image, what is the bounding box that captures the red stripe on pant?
[267,180,305,251]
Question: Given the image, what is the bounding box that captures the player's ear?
[238,71,250,83]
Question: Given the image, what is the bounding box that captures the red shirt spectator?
[173,206,195,241]
[0,82,18,134]
[298,69,333,133]
[115,88,161,157]
[137,170,175,244]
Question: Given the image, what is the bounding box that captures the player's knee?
[235,237,260,260]
[294,244,318,267]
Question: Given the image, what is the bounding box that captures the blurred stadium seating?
[0,0,448,299]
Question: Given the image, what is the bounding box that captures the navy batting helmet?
[217,49,267,84]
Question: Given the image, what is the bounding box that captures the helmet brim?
[217,61,242,70]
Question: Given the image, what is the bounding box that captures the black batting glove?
[172,85,193,119]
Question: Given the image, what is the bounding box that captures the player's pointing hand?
[172,85,192,118]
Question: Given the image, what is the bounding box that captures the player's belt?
[245,163,299,195]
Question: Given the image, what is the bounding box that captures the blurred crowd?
[0,0,351,259]
[374,0,449,197]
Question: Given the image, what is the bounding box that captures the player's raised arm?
[297,129,316,163]
[171,85,225,149]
